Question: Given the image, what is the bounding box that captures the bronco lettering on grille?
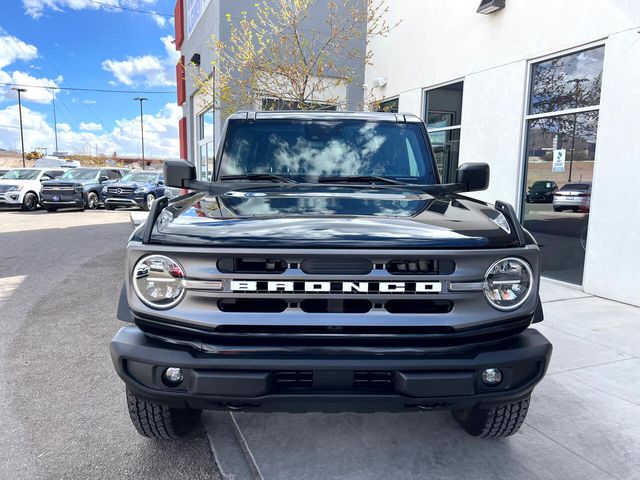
[230,280,442,294]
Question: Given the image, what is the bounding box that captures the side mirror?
[164,160,197,188]
[157,180,164,186]
[99,175,109,183]
[456,163,489,192]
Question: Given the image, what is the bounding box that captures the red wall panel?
[178,116,187,161]
[176,56,185,106]
[174,0,184,50]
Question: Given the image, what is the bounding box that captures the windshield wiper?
[318,175,407,185]
[219,174,297,184]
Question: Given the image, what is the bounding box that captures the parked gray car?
[552,182,591,212]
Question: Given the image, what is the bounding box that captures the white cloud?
[0,102,180,158]
[79,121,102,131]
[22,0,158,19]
[151,12,166,28]
[83,99,97,105]
[0,34,38,69]
[102,35,179,88]
[0,69,63,105]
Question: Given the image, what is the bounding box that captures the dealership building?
[367,0,639,306]
[173,0,365,180]
[173,0,640,306]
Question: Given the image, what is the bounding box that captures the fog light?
[482,368,503,386]
[163,367,184,386]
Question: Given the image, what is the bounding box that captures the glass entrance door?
[522,46,604,284]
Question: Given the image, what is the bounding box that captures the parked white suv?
[0,168,66,211]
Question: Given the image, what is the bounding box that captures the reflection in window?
[219,120,435,184]
[424,82,463,182]
[529,46,604,115]
[425,82,463,129]
[428,129,460,184]
[526,111,598,186]
[198,109,214,141]
[197,107,215,180]
[375,98,399,113]
[261,97,337,111]
[522,46,603,285]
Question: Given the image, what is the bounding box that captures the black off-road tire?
[21,192,39,211]
[126,389,202,439]
[452,397,530,438]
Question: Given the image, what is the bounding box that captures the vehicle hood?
[107,181,149,189]
[0,178,38,184]
[42,179,95,187]
[148,185,519,249]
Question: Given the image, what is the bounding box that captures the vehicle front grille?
[131,247,539,349]
[353,371,394,390]
[275,371,313,390]
[42,184,76,193]
[273,370,394,392]
[107,187,135,196]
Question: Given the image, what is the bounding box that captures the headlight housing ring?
[132,254,186,309]
[483,257,534,311]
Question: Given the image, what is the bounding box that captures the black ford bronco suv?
[110,111,552,439]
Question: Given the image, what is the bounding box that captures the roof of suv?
[229,111,422,123]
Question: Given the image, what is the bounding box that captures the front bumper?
[110,326,552,413]
[41,191,85,207]
[0,191,23,205]
[105,196,146,208]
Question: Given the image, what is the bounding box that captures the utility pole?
[12,88,27,167]
[566,78,588,182]
[134,97,147,170]
[51,87,59,156]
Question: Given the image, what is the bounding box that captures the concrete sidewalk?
[204,280,640,480]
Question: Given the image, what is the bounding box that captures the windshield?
[2,169,40,180]
[218,120,436,184]
[531,181,553,189]
[60,168,100,180]
[122,172,159,183]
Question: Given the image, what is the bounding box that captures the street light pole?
[12,87,27,167]
[134,97,147,170]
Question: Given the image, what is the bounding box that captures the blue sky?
[0,0,181,158]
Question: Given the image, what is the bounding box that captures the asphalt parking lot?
[2,208,640,480]
[0,208,219,480]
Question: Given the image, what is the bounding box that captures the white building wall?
[457,61,528,205]
[367,0,640,305]
[582,29,640,305]
[368,0,640,98]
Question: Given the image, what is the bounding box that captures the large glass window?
[196,107,215,180]
[522,46,604,285]
[375,97,399,113]
[424,82,463,182]
[261,97,337,111]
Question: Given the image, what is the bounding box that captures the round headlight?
[483,257,533,311]
[132,255,186,309]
